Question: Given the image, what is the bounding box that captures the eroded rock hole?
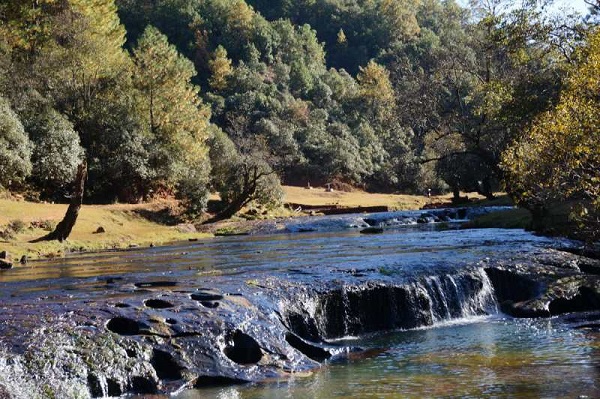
[87,374,121,397]
[106,317,140,335]
[165,318,178,325]
[114,303,131,308]
[144,299,174,309]
[549,287,600,315]
[223,330,263,365]
[151,349,183,380]
[130,376,157,394]
[200,301,219,309]
[191,292,223,301]
[135,281,178,288]
[285,333,331,362]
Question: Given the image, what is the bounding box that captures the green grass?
[462,208,532,229]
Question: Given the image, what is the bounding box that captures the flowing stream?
[0,213,598,398]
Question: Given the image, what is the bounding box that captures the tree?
[32,160,87,242]
[38,0,130,114]
[356,60,396,123]
[132,25,211,183]
[502,28,600,241]
[207,129,282,221]
[27,108,85,198]
[391,0,566,197]
[208,45,233,90]
[0,96,32,188]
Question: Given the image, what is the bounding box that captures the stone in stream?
[360,227,384,234]
[0,250,12,269]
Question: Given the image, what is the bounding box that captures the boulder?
[0,251,12,269]
[0,259,12,270]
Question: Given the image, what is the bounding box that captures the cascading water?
[1,224,596,399]
[421,268,497,323]
[283,268,498,341]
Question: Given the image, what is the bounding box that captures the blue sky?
[457,0,592,15]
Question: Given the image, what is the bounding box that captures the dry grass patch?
[282,185,499,210]
[0,199,207,261]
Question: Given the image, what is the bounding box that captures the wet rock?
[151,349,184,380]
[224,330,263,365]
[194,375,248,388]
[106,317,146,335]
[484,268,541,303]
[191,292,223,301]
[144,299,175,309]
[135,281,178,289]
[130,376,158,394]
[0,241,598,397]
[485,251,600,318]
[285,333,331,362]
[360,227,384,234]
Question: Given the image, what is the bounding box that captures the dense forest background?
[0,0,598,233]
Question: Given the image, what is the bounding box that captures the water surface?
[180,316,600,398]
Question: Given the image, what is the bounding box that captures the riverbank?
[0,199,206,261]
[0,187,504,261]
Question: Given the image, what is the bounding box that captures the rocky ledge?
[0,246,598,398]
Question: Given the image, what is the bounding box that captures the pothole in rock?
[223,330,263,365]
[135,281,178,289]
[106,317,142,335]
[165,318,178,325]
[191,292,223,301]
[200,301,219,309]
[144,299,175,309]
[151,349,184,380]
[130,376,157,394]
[114,303,131,308]
[88,374,122,397]
[285,332,331,362]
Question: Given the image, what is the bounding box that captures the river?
[0,213,598,398]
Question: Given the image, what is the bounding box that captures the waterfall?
[421,268,497,323]
[284,268,498,341]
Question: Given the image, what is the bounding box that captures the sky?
[457,0,593,15]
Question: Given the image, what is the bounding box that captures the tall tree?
[208,45,233,90]
[502,28,600,241]
[132,25,211,195]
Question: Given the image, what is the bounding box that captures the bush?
[0,219,27,241]
[0,96,32,188]
[27,108,85,195]
[177,165,211,219]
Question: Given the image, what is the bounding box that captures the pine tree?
[132,26,211,180]
[208,45,233,91]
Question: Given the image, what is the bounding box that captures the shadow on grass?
[131,208,183,226]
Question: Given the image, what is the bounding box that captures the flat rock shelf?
[0,227,598,398]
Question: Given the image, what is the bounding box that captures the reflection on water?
[180,317,600,398]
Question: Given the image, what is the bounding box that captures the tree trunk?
[203,186,255,224]
[32,160,87,242]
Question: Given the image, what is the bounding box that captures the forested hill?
[0,0,598,234]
